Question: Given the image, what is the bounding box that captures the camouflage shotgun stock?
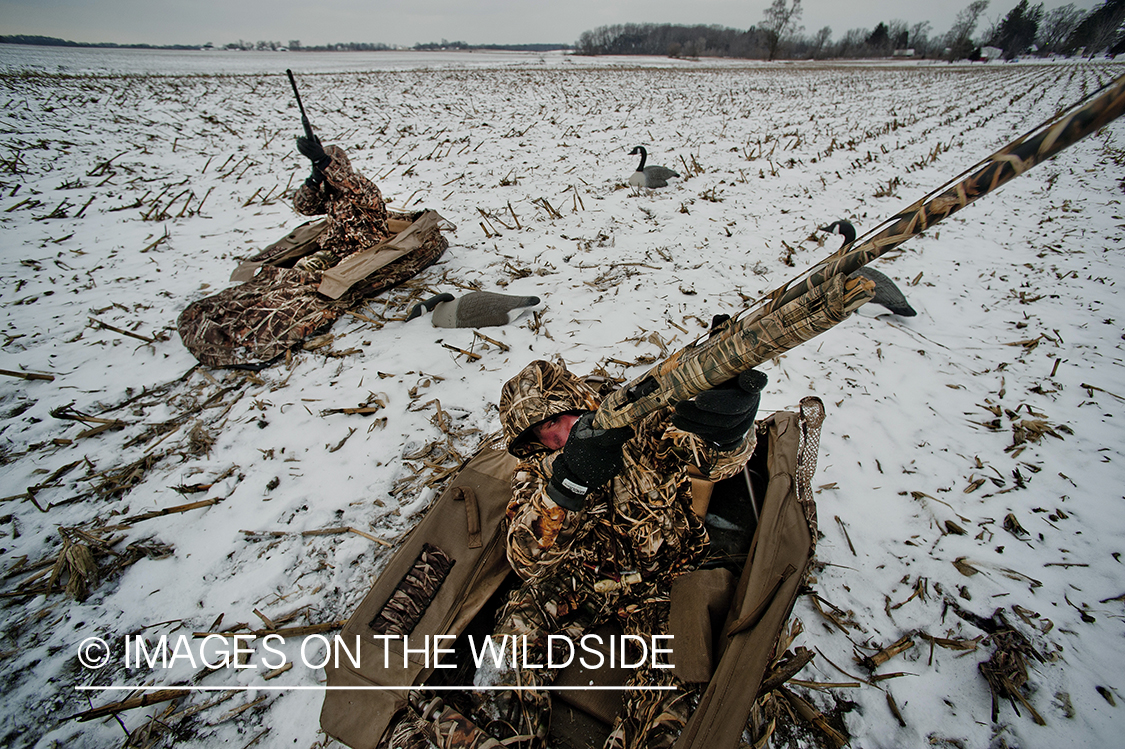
[593,72,1125,431]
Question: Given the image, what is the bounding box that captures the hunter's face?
[533,413,579,451]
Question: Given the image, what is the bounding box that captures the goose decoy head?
[407,293,455,321]
[822,219,857,247]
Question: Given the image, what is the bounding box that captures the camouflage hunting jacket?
[293,145,390,256]
[498,360,755,589]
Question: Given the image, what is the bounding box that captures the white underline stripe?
[77,685,675,692]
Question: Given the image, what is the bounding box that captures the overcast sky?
[0,0,1102,48]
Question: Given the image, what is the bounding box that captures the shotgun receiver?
[593,72,1125,431]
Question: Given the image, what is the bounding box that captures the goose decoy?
[628,146,680,191]
[822,220,917,317]
[406,291,541,328]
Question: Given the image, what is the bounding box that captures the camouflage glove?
[673,369,767,451]
[297,134,331,170]
[546,412,633,512]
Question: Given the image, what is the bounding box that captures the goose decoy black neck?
[630,145,648,171]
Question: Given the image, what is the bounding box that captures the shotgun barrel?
[286,68,315,142]
[768,71,1125,313]
[593,72,1125,431]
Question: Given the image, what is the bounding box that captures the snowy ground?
[1,46,1124,748]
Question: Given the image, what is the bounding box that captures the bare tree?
[980,12,1003,48]
[945,0,991,59]
[810,26,832,58]
[833,27,869,58]
[887,20,910,50]
[910,20,934,56]
[761,0,805,60]
[1037,4,1087,55]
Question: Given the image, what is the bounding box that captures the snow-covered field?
[1,45,1124,748]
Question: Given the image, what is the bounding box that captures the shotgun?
[286,68,316,142]
[593,72,1125,431]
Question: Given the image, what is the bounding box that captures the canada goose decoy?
[406,291,541,328]
[628,146,680,191]
[822,220,917,317]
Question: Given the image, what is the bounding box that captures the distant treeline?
[0,34,571,54]
[576,24,767,59]
[412,41,571,51]
[0,34,200,50]
[0,35,395,51]
[576,0,1125,61]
